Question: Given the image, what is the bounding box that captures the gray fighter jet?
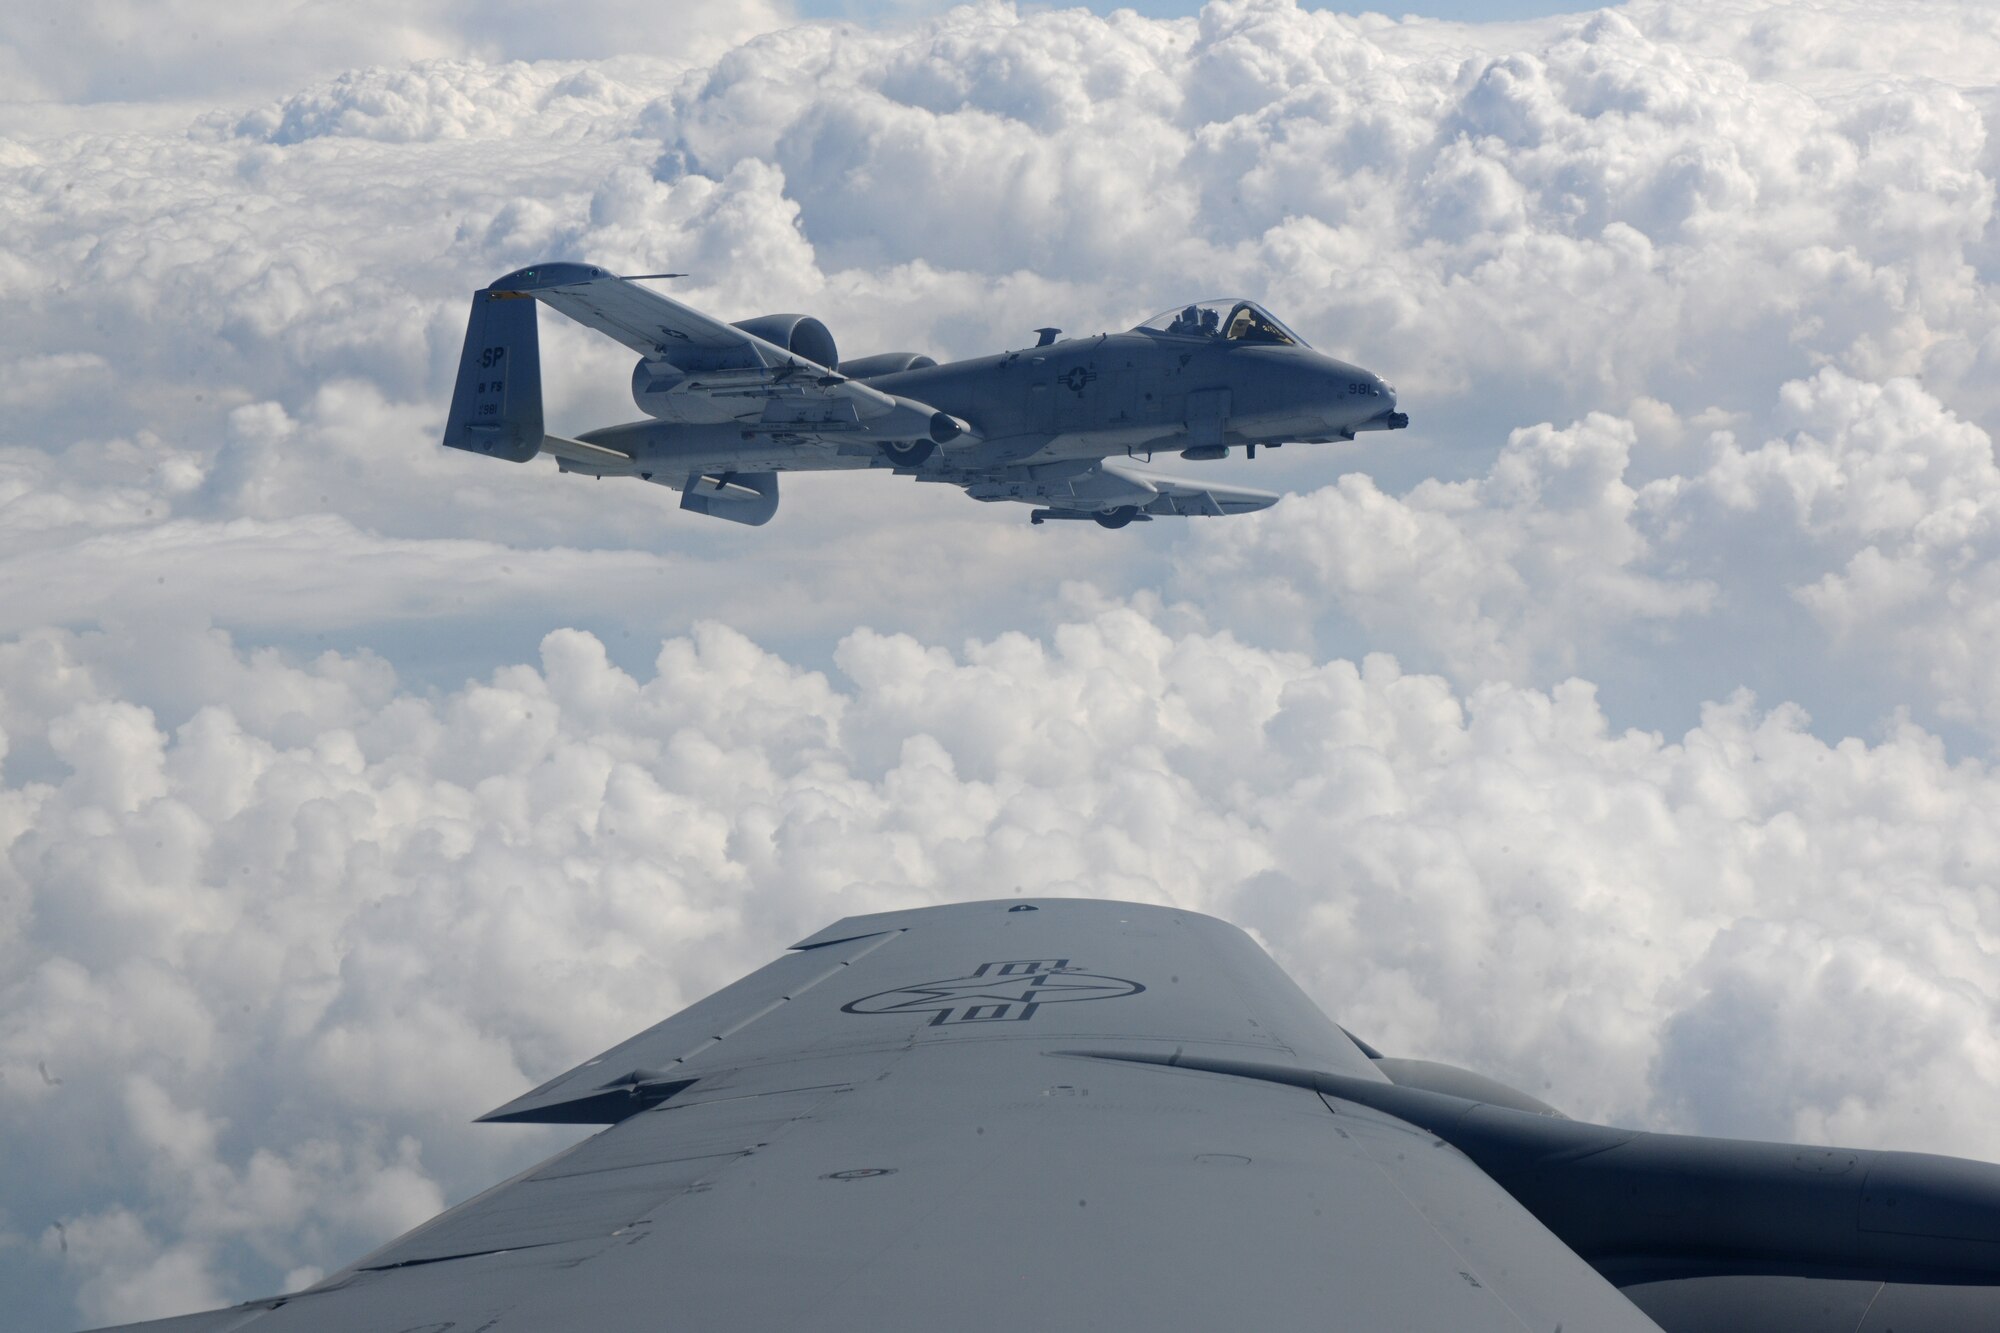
[441,263,1406,527]
[84,898,2000,1332]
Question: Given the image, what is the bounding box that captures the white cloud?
[1183,407,1717,680]
[3,0,1996,735]
[10,1,2000,1326]
[0,3,791,104]
[1184,367,2000,738]
[7,616,2000,1326]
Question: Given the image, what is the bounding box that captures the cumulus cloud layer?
[7,0,2000,1326]
[1187,367,2000,737]
[4,0,2000,735]
[10,616,2000,1326]
[0,3,791,103]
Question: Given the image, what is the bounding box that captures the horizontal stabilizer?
[540,434,634,467]
[680,470,779,525]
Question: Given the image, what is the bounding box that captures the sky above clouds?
[5,0,2000,1327]
[796,0,1601,21]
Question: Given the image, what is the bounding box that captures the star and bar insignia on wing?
[842,958,1144,1027]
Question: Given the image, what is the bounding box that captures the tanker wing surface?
[76,900,1653,1333]
[90,899,2000,1333]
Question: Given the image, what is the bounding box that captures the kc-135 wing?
[84,899,2000,1333]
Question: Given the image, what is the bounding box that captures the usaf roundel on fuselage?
[440,265,1407,528]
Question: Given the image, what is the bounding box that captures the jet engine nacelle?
[728,313,838,369]
[630,313,841,423]
[631,359,738,423]
[836,352,938,378]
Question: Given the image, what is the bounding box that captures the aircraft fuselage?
[871,330,1397,465]
[579,329,1401,479]
[445,264,1404,525]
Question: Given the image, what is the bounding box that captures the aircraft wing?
[81,898,2000,1333]
[82,900,1657,1333]
[495,266,754,362]
[442,263,970,481]
[486,263,967,443]
[955,457,1280,523]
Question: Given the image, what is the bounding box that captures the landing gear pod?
[877,410,969,468]
[928,411,965,444]
[881,440,936,468]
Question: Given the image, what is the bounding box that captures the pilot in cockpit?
[1153,300,1299,345]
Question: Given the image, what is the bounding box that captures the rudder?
[443,288,543,462]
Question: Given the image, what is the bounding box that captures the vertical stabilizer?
[443,288,543,462]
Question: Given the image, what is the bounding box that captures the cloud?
[8,615,2000,1326]
[9,0,2000,1326]
[1184,367,2000,740]
[1181,407,1717,681]
[0,3,791,104]
[1707,371,2000,730]
[634,0,2000,417]
[4,0,1998,741]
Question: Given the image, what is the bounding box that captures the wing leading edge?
[81,898,2000,1333]
[80,899,1655,1333]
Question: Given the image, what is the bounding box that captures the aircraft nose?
[1314,358,1405,434]
[1345,367,1406,434]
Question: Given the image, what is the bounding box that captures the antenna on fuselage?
[1034,328,1061,347]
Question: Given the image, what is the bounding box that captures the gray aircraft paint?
[81,899,2000,1333]
[443,264,1406,527]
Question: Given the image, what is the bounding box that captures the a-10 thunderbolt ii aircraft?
[80,898,2000,1333]
[441,262,1405,527]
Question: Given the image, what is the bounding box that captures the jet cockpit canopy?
[1137,299,1308,347]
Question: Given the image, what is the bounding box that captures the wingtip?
[488,261,613,292]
